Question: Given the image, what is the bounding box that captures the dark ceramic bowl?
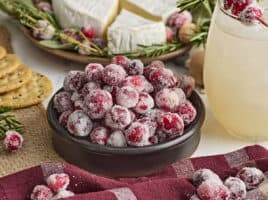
[47,89,205,178]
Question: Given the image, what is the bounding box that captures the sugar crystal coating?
[67,110,93,137]
[102,64,127,86]
[149,68,177,91]
[3,131,23,152]
[90,127,110,145]
[197,180,230,200]
[46,173,70,193]
[54,91,74,113]
[122,75,147,92]
[144,60,165,79]
[63,71,86,92]
[177,100,197,125]
[71,91,83,102]
[59,110,72,127]
[134,92,154,114]
[107,130,127,147]
[144,109,165,121]
[81,82,101,97]
[116,86,139,108]
[125,122,151,147]
[84,63,104,82]
[112,55,130,69]
[224,177,246,200]
[137,117,157,136]
[30,185,53,200]
[127,59,144,75]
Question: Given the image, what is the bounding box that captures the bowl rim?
[47,88,205,155]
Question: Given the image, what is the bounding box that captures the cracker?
[0,47,6,59]
[0,65,32,93]
[0,54,20,78]
[0,72,53,108]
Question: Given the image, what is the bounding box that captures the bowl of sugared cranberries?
[47,56,205,178]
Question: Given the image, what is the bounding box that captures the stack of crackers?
[0,46,52,109]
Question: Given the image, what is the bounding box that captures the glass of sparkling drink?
[204,0,268,141]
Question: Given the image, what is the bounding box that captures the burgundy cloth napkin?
[1,145,268,200]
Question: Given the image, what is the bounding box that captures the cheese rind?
[52,0,119,37]
[108,10,167,54]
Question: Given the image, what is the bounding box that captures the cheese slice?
[108,10,167,54]
[120,0,177,22]
[52,0,119,37]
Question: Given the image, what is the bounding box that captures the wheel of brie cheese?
[52,0,178,54]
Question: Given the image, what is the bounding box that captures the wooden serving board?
[20,25,189,65]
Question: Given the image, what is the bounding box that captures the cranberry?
[125,122,151,147]
[134,92,155,114]
[177,74,195,97]
[121,75,146,92]
[166,27,175,42]
[137,117,157,136]
[192,169,222,187]
[71,91,83,102]
[52,190,74,199]
[129,110,137,122]
[67,110,93,137]
[238,5,263,25]
[144,109,165,121]
[105,105,132,130]
[84,89,113,119]
[81,25,95,39]
[53,91,74,113]
[103,85,119,102]
[143,79,154,93]
[30,185,53,200]
[157,112,184,138]
[116,86,139,108]
[197,181,230,200]
[232,0,253,15]
[84,63,104,82]
[143,60,165,79]
[63,71,86,92]
[81,82,101,97]
[149,68,177,91]
[3,131,23,152]
[168,11,192,29]
[127,59,144,75]
[155,88,185,112]
[107,130,127,147]
[177,100,197,125]
[236,167,265,190]
[102,64,127,86]
[90,127,109,145]
[59,110,72,127]
[46,173,70,192]
[224,177,246,200]
[112,56,131,70]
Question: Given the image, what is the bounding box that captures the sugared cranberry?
[46,173,70,193]
[134,92,155,114]
[127,59,144,75]
[129,110,137,122]
[30,185,53,200]
[53,91,74,113]
[197,181,230,200]
[236,167,265,190]
[116,86,139,108]
[59,110,72,127]
[102,64,127,86]
[63,71,86,92]
[155,88,185,112]
[71,91,83,102]
[177,74,195,97]
[157,112,184,138]
[103,85,119,102]
[122,75,147,92]
[112,56,131,69]
[67,110,93,137]
[190,194,201,200]
[168,11,192,29]
[105,105,132,130]
[224,177,246,200]
[192,169,222,187]
[149,68,177,91]
[156,129,168,142]
[81,25,95,39]
[238,5,263,25]
[107,130,127,147]
[144,109,165,121]
[83,89,113,119]
[84,63,104,82]
[149,135,159,144]
[52,190,74,200]
[143,60,165,79]
[125,122,151,147]
[81,82,101,97]
[90,127,109,145]
[177,100,197,125]
[166,27,175,42]
[137,117,157,136]
[232,0,253,15]
[3,131,23,152]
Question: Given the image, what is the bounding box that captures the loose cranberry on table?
[67,110,93,137]
[31,185,53,200]
[90,127,109,145]
[3,131,23,152]
[84,63,104,83]
[46,173,70,193]
[53,91,74,113]
[134,92,155,114]
[192,169,222,187]
[197,180,230,200]
[125,122,151,147]
[116,86,139,108]
[224,177,247,200]
[102,64,127,86]
[63,71,86,92]
[107,130,127,147]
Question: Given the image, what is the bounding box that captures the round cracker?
[0,72,52,109]
[0,47,6,59]
[0,65,32,93]
[0,54,20,78]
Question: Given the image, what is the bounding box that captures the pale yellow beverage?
[204,1,268,141]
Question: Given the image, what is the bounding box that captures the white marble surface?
[1,13,267,157]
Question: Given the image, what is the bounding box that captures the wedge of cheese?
[108,10,167,54]
[52,0,119,37]
[120,0,177,22]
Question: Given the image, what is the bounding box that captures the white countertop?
[1,14,267,157]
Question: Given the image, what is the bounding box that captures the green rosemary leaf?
[39,40,74,50]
